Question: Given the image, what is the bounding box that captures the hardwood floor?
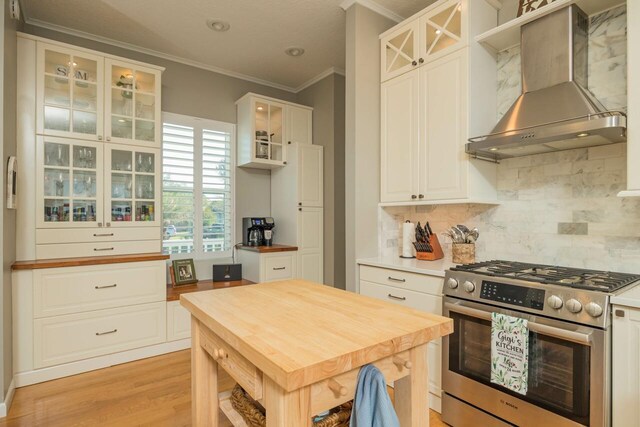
[0,350,448,426]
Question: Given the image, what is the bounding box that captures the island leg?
[191,317,218,427]
[394,343,429,427]
[264,377,312,427]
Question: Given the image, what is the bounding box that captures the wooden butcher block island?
[181,279,453,427]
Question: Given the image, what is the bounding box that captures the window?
[162,113,235,258]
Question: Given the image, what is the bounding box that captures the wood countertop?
[235,244,298,253]
[181,279,453,392]
[167,279,254,301]
[12,253,170,270]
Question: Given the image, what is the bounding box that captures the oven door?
[443,298,607,427]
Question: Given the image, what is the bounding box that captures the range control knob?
[566,299,583,314]
[585,302,604,318]
[463,281,476,293]
[446,278,459,289]
[547,295,563,310]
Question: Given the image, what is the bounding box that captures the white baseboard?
[15,338,191,388]
[0,379,16,418]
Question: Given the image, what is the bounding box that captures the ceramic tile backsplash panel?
[379,6,637,273]
[496,5,628,120]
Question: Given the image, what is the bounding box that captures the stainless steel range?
[442,260,640,427]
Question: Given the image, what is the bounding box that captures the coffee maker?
[243,217,275,246]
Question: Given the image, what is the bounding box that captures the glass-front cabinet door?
[36,43,104,141]
[380,20,420,82]
[105,59,161,147]
[419,0,465,62]
[37,136,103,228]
[253,99,285,165]
[104,145,160,227]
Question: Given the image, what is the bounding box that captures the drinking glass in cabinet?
[111,173,133,199]
[73,171,96,198]
[135,120,155,142]
[44,106,70,132]
[135,175,154,199]
[112,201,132,222]
[72,110,97,135]
[72,200,97,222]
[135,201,155,221]
[44,143,70,167]
[111,150,132,171]
[44,169,69,197]
[44,199,70,222]
[135,152,154,173]
[73,146,96,169]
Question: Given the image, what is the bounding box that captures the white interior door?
[297,144,323,207]
[380,69,420,203]
[420,49,468,200]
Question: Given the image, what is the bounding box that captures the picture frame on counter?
[172,259,198,286]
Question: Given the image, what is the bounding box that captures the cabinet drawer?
[199,327,263,400]
[36,240,161,259]
[34,301,166,368]
[359,265,443,296]
[36,227,159,244]
[167,300,191,341]
[263,254,295,282]
[33,261,166,318]
[359,280,442,315]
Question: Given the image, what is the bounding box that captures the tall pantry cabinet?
[271,142,324,284]
[379,0,498,204]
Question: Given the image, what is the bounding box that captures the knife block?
[415,234,444,261]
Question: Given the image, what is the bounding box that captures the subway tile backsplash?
[378,5,640,273]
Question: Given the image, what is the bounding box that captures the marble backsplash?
[379,5,639,273]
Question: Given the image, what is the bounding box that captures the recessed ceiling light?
[257,106,264,111]
[489,148,498,151]
[435,29,442,35]
[206,19,230,32]
[577,132,590,138]
[285,47,305,57]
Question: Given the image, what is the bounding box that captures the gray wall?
[2,0,21,400]
[21,24,298,247]
[345,4,394,292]
[297,74,346,289]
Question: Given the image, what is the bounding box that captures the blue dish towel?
[349,364,400,427]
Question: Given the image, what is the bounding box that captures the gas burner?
[451,260,640,293]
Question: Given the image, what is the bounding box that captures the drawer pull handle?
[273,267,286,271]
[95,284,117,290]
[96,329,117,336]
[328,378,347,397]
[392,356,412,369]
[388,277,406,283]
[388,294,406,301]
[212,348,228,360]
[94,247,114,252]
[93,233,114,237]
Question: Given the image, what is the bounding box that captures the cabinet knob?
[412,60,418,66]
[419,194,424,199]
[283,161,287,165]
[98,222,103,227]
[411,195,417,200]
[419,58,424,64]
[106,137,111,142]
[288,141,292,145]
[106,222,111,227]
[298,202,302,206]
[98,135,103,141]
[299,208,302,211]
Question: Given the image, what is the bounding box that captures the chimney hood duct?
[466,5,626,161]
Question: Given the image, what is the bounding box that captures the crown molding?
[339,0,404,23]
[23,16,303,93]
[295,67,346,92]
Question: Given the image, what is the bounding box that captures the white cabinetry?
[236,250,297,283]
[358,264,444,412]
[612,305,640,427]
[236,93,313,169]
[379,0,497,205]
[271,143,324,283]
[167,300,191,342]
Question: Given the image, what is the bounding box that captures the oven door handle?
[444,302,593,346]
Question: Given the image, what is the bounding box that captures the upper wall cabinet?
[36,42,163,148]
[37,43,105,141]
[236,93,313,169]
[380,0,466,82]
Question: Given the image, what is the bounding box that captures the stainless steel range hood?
[467,5,626,161]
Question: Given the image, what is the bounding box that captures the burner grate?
[451,260,640,292]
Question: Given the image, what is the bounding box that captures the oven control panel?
[480,281,545,310]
